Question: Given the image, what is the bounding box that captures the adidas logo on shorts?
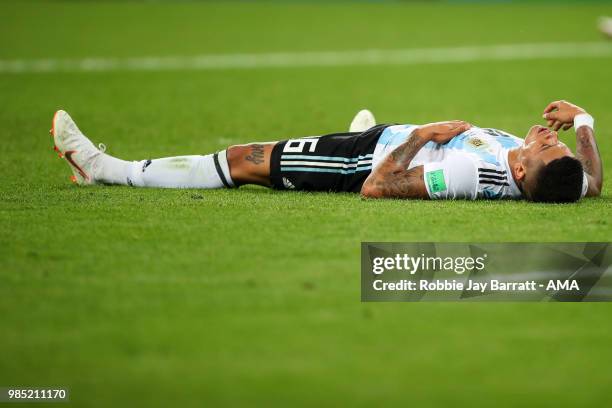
[283,177,295,189]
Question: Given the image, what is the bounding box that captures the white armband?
[574,113,594,132]
[580,172,589,198]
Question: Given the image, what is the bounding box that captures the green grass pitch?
[1,1,611,406]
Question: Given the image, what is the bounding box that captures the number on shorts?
[283,138,319,153]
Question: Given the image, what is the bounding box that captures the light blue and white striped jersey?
[372,124,524,200]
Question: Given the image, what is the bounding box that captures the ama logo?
[547,280,580,291]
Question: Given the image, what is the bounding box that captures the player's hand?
[543,100,587,131]
[414,121,472,144]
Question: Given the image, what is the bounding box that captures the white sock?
[95,151,235,189]
[95,154,133,185]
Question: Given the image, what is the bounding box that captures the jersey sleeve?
[422,155,478,200]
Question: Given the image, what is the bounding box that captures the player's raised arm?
[361,121,471,199]
[543,101,602,197]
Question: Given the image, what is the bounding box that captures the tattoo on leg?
[245,144,265,165]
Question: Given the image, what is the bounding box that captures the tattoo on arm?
[362,133,429,199]
[245,144,265,165]
[372,167,426,198]
[575,127,602,196]
[389,134,423,166]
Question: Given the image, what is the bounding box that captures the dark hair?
[529,157,583,203]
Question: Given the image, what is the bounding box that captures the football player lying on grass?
[50,100,601,202]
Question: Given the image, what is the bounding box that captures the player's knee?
[226,143,272,187]
[226,145,247,173]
